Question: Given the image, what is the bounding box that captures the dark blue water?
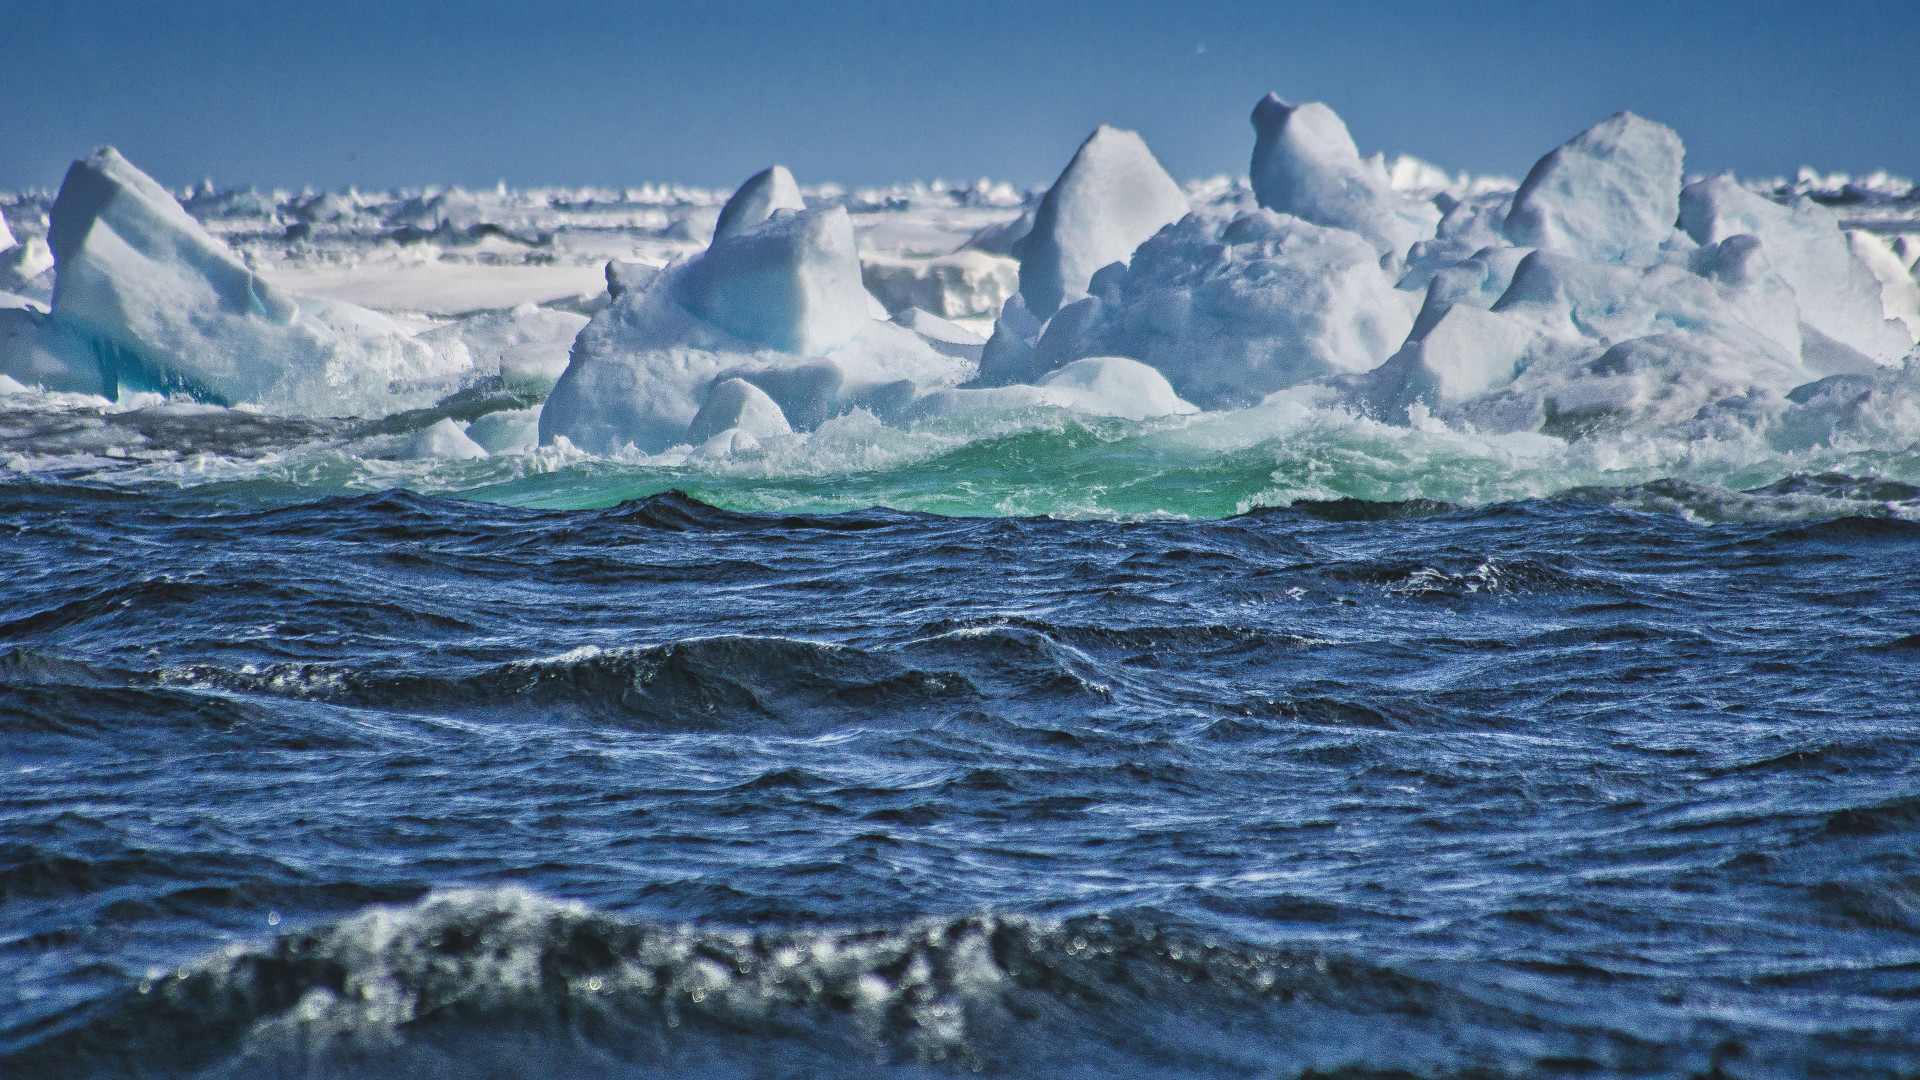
[4,481,1920,1078]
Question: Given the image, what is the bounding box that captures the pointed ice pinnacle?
[1017,126,1188,319]
[1503,112,1684,264]
[1249,94,1438,264]
[540,174,969,455]
[711,165,806,244]
[52,147,299,333]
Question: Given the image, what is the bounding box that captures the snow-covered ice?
[1250,95,1439,264]
[418,303,588,388]
[538,168,971,454]
[909,356,1194,422]
[861,248,1018,321]
[1678,175,1912,363]
[711,166,807,243]
[1502,112,1684,263]
[1850,230,1920,339]
[1,90,1917,505]
[686,377,792,444]
[33,148,475,416]
[1014,125,1188,319]
[673,203,872,355]
[1021,208,1416,408]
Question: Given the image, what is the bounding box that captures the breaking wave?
[7,387,1920,522]
[0,887,1710,1078]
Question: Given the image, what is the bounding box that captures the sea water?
[4,400,1920,1076]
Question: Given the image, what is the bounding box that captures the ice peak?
[36,146,472,415]
[1017,125,1188,318]
[1503,111,1685,263]
[1249,94,1437,262]
[712,165,806,244]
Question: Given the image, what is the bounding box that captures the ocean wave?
[1,887,1564,1079]
[22,882,1920,1079]
[0,629,1123,735]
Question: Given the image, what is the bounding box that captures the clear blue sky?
[4,0,1916,194]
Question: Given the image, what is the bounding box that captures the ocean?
[6,147,1920,1077]
[4,444,1920,1076]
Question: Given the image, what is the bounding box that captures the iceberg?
[1400,191,1514,290]
[974,294,1045,387]
[1029,355,1197,420]
[1249,95,1440,264]
[861,248,1018,321]
[464,407,542,455]
[0,213,54,297]
[1406,246,1533,340]
[604,259,661,300]
[418,303,590,389]
[1848,230,1920,339]
[685,377,791,444]
[1489,250,1800,367]
[1015,126,1188,318]
[1403,243,1820,437]
[674,204,871,355]
[0,308,109,396]
[1362,304,1537,420]
[6,92,1914,473]
[1457,331,1813,441]
[29,148,472,415]
[1314,108,1920,441]
[539,168,969,454]
[0,238,54,294]
[401,417,489,460]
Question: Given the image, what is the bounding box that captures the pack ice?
[5,96,1917,457]
[982,99,1918,442]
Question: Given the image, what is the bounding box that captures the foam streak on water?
[3,482,1919,1077]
